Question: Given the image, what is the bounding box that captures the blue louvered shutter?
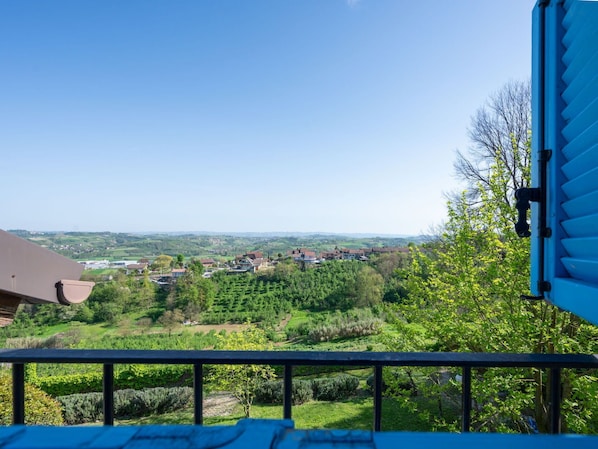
[531,0,598,325]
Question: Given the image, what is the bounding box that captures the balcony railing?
[1,349,597,433]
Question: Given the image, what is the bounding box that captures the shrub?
[292,379,313,405]
[58,386,193,425]
[255,379,313,405]
[311,374,359,401]
[255,375,359,405]
[0,375,64,425]
[59,392,103,425]
[33,364,193,397]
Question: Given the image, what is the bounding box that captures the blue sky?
[0,0,535,236]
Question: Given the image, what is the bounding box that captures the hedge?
[58,386,193,424]
[255,374,359,405]
[32,364,194,397]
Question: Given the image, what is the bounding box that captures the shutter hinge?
[515,187,542,237]
[514,150,552,238]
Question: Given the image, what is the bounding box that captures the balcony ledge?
[1,419,597,449]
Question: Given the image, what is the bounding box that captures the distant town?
[81,245,411,283]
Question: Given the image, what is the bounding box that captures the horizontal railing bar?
[0,349,597,369]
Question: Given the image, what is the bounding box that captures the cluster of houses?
[79,246,410,281]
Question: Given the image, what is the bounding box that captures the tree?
[387,155,598,433]
[352,265,384,308]
[454,79,531,208]
[174,272,215,320]
[158,309,184,335]
[151,254,173,273]
[210,325,274,418]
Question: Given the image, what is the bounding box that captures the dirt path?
[203,392,239,417]
[187,323,248,333]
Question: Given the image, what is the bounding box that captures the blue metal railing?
[1,349,597,433]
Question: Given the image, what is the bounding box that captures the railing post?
[550,367,561,434]
[373,365,382,431]
[283,365,293,420]
[461,366,472,433]
[103,364,114,426]
[12,363,25,425]
[194,363,203,425]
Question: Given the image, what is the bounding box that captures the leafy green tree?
[86,282,130,324]
[174,272,215,320]
[352,265,384,308]
[151,254,173,273]
[158,309,184,335]
[210,325,274,417]
[187,259,205,276]
[386,154,598,432]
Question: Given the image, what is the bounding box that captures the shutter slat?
[562,124,598,163]
[561,166,598,199]
[561,144,598,181]
[561,214,598,239]
[561,258,598,285]
[562,237,598,259]
[562,190,598,219]
[562,98,598,144]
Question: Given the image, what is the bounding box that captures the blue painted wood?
[561,214,598,238]
[0,421,598,449]
[561,258,598,284]
[562,190,598,219]
[562,144,598,181]
[562,237,598,259]
[532,0,598,323]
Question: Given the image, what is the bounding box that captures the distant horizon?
[8,229,428,239]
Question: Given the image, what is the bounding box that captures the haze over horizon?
[1,1,534,235]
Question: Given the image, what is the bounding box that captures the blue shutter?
[531,0,598,325]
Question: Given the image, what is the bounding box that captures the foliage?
[306,309,383,343]
[205,274,290,325]
[158,309,185,334]
[255,374,359,405]
[209,324,275,417]
[152,254,173,272]
[172,272,215,320]
[0,375,64,425]
[32,364,193,397]
[311,374,360,401]
[255,379,313,405]
[283,260,362,310]
[384,153,598,433]
[58,387,193,424]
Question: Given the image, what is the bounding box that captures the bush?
[311,374,359,401]
[255,379,313,405]
[255,375,359,405]
[0,375,64,425]
[59,392,103,425]
[58,386,193,424]
[33,364,194,397]
[293,380,314,405]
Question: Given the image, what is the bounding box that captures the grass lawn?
[117,396,448,432]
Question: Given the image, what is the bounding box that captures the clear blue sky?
[0,0,535,236]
